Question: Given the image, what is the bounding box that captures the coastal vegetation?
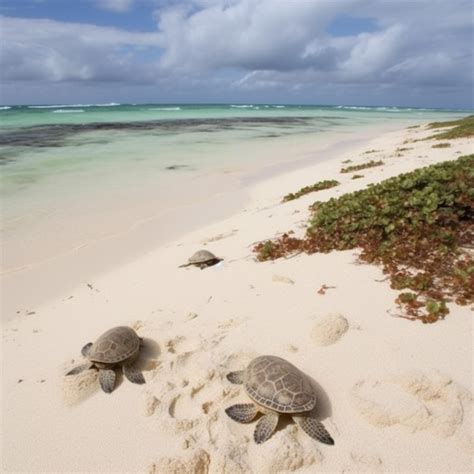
[340,160,384,173]
[426,115,474,140]
[282,180,339,202]
[255,155,474,323]
[351,174,364,180]
[432,143,451,148]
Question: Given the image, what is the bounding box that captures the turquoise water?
[1,103,469,188]
[0,103,469,130]
[1,103,470,205]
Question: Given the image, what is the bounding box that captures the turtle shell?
[188,250,218,264]
[244,355,316,413]
[88,326,140,364]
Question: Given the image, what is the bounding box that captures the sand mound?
[265,426,323,472]
[61,368,99,406]
[148,449,210,474]
[311,313,349,346]
[352,370,473,453]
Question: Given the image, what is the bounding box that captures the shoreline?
[2,120,473,473]
[2,119,407,320]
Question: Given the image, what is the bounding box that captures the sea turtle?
[225,355,334,445]
[179,249,222,269]
[66,326,146,393]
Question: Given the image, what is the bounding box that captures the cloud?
[153,0,472,89]
[1,16,164,82]
[0,0,472,106]
[95,0,136,12]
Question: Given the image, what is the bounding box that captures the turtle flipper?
[226,370,245,384]
[225,403,258,423]
[66,362,93,376]
[293,415,334,445]
[99,369,116,393]
[123,364,145,385]
[178,263,191,268]
[81,342,93,357]
[254,412,279,444]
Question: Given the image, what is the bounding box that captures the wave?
[274,105,286,108]
[147,107,182,111]
[230,105,255,108]
[52,109,85,113]
[335,105,437,113]
[95,102,120,107]
[0,106,11,110]
[28,102,120,109]
[336,106,373,110]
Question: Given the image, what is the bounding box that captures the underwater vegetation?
[255,155,474,323]
[282,180,340,202]
[340,160,384,173]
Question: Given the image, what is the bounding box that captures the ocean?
[0,103,470,312]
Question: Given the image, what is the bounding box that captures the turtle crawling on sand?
[225,355,334,445]
[179,250,222,269]
[66,326,146,393]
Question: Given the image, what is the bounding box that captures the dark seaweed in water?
[0,117,313,149]
[165,165,189,170]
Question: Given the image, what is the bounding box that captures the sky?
[0,0,473,107]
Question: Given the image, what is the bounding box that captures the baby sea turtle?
[179,249,222,269]
[225,355,334,445]
[66,326,146,393]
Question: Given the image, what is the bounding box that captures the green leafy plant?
[255,155,474,323]
[340,160,384,173]
[351,174,364,180]
[282,180,339,202]
[426,115,474,140]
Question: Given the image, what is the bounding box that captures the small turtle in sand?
[179,249,222,269]
[66,326,146,393]
[225,355,334,445]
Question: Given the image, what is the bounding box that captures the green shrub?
[255,155,474,323]
[282,180,339,202]
[340,160,384,173]
[426,115,474,140]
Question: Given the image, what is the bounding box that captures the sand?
[2,123,473,473]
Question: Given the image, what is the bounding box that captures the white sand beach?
[2,123,473,473]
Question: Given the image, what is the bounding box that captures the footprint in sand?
[201,229,238,243]
[143,394,161,417]
[311,313,349,346]
[351,370,473,453]
[345,452,383,473]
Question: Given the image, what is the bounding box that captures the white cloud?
[152,0,472,90]
[1,16,164,82]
